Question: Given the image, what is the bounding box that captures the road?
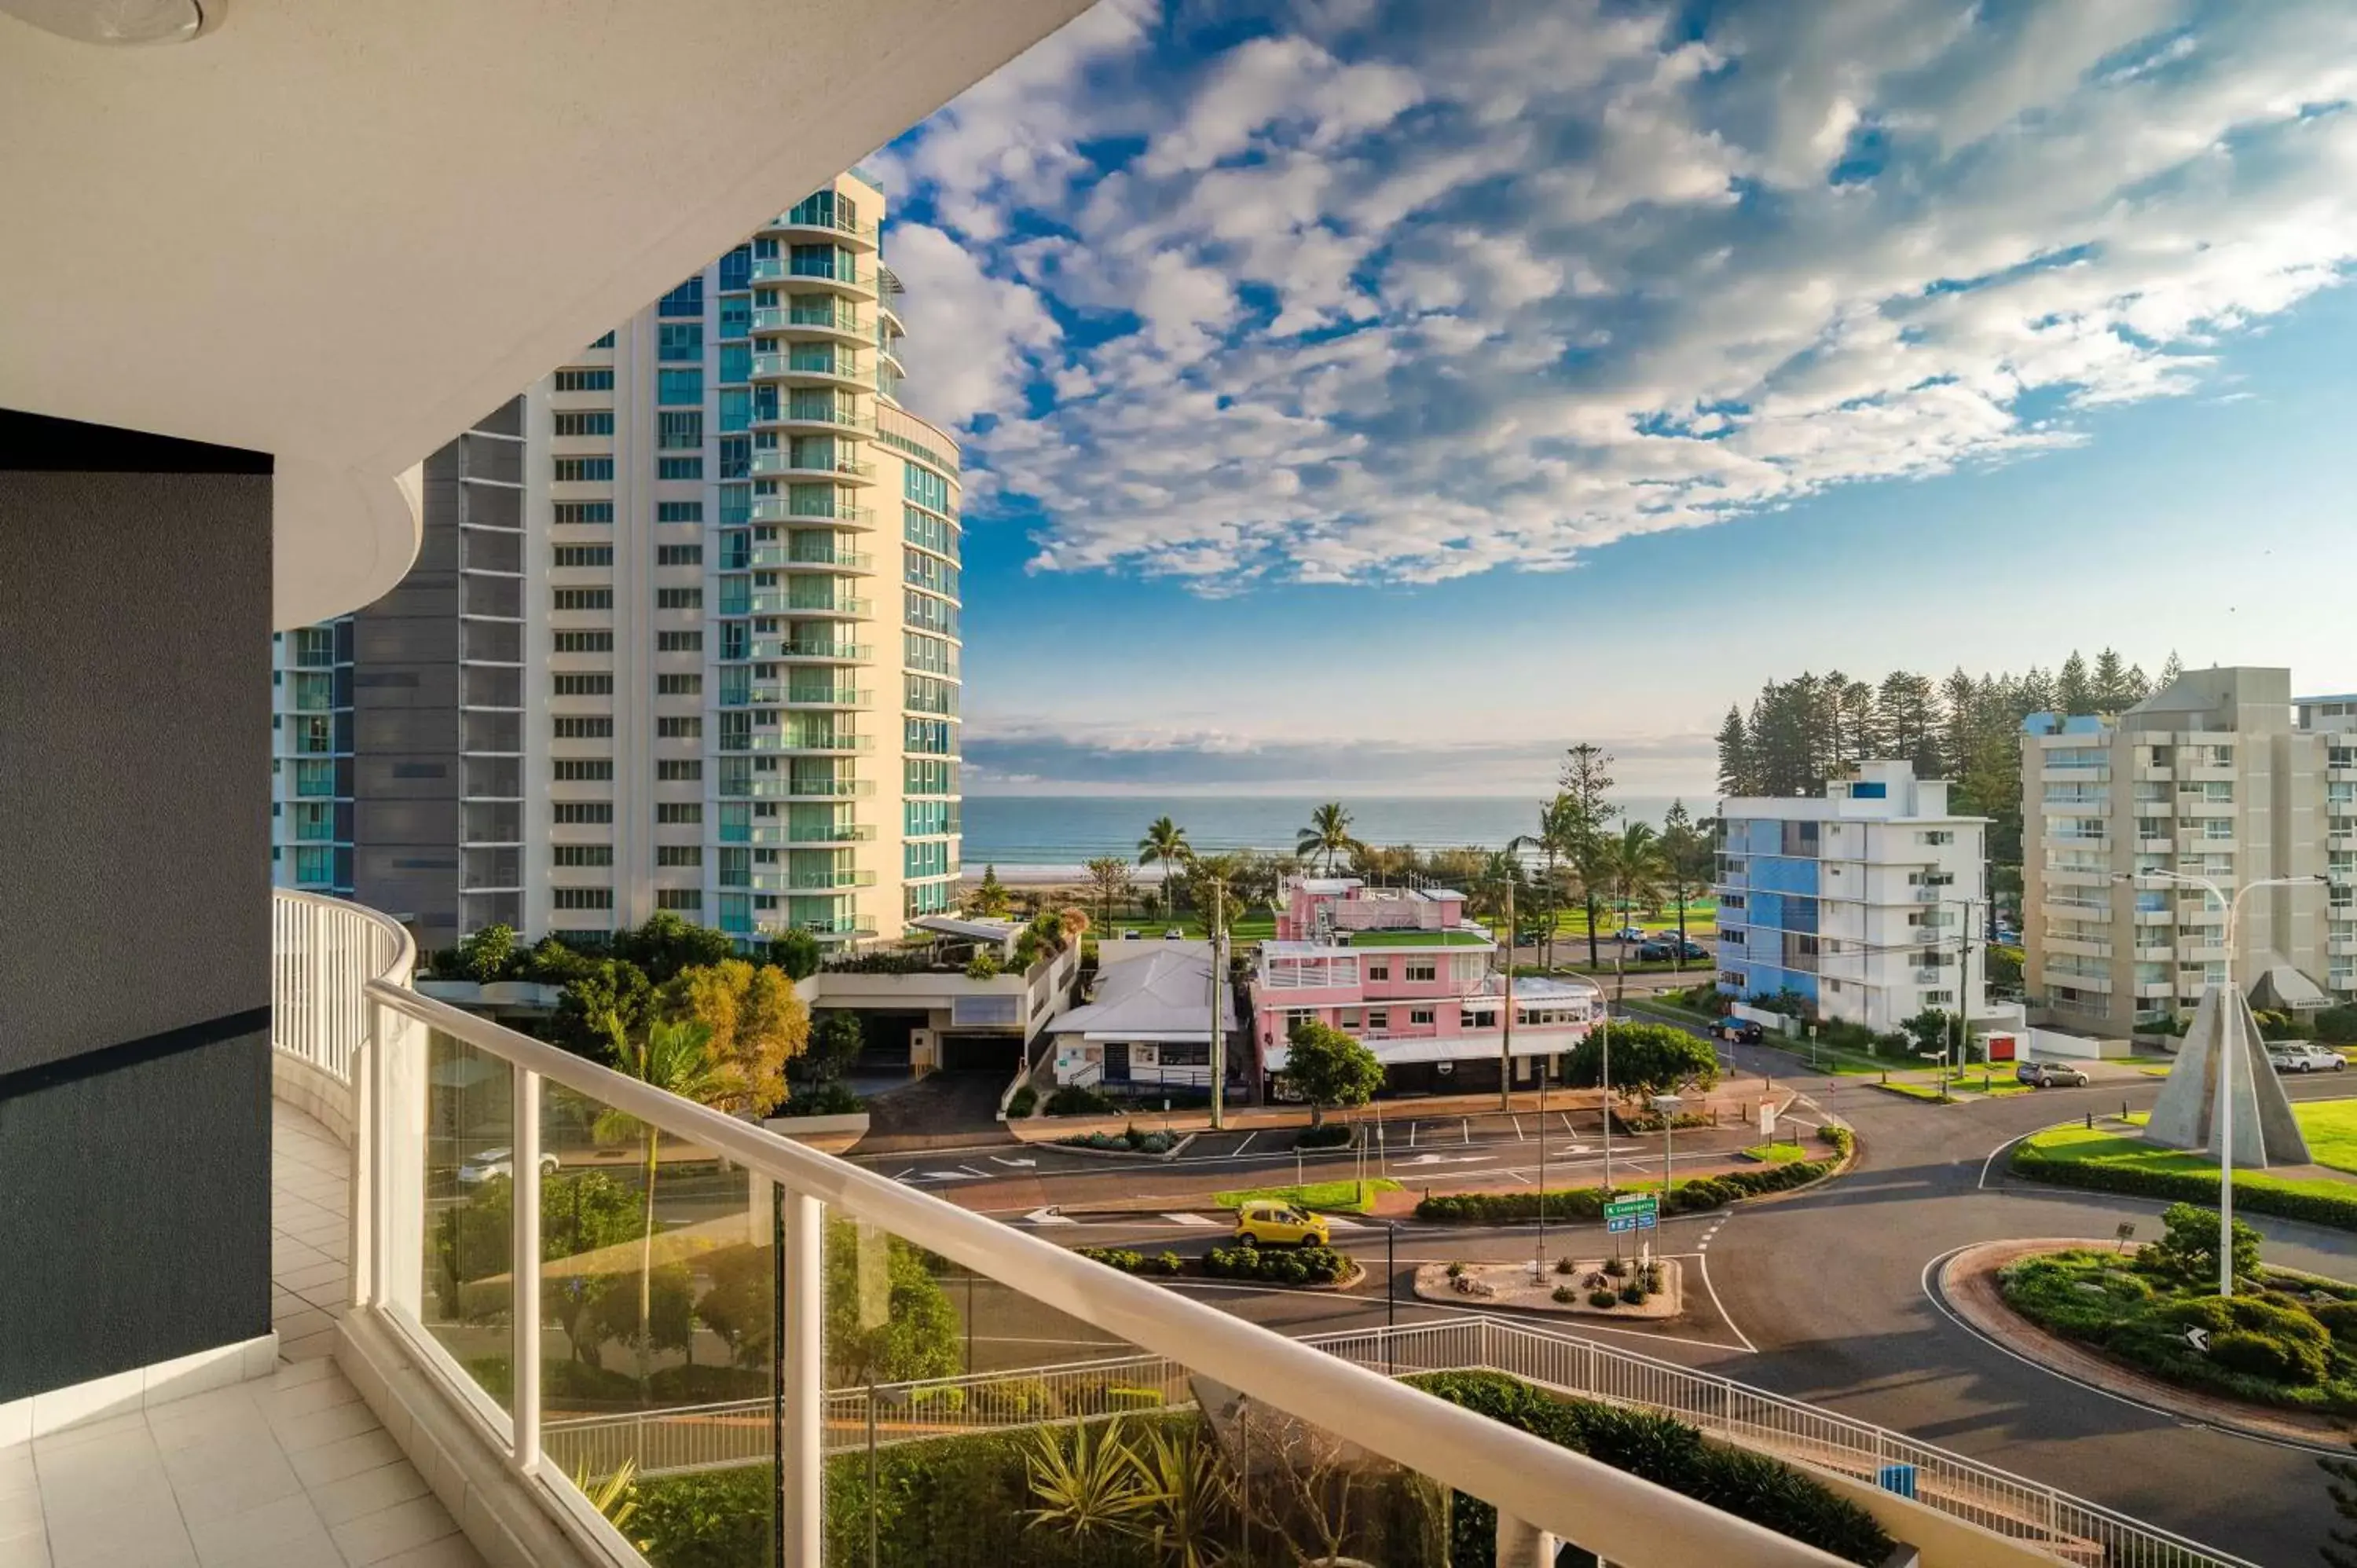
[912,1032,2357,1567]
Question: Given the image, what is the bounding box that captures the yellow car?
[1233,1200,1330,1248]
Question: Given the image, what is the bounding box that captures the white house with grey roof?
[1047,943,1236,1094]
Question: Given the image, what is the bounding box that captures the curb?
[1929,1239,2352,1454]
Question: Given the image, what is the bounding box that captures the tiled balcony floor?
[0,1105,486,1568]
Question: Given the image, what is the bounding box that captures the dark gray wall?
[0,417,273,1400]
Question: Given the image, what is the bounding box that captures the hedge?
[2011,1143,2357,1233]
[1408,1372,1893,1566]
[1073,1245,1183,1276]
[1204,1244,1353,1285]
[1416,1153,1834,1224]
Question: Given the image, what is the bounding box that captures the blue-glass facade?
[1715,815,1821,1006]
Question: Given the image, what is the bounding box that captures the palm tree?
[1137,816,1193,920]
[1518,793,1581,969]
[1598,823,1669,1000]
[1296,801,1357,874]
[595,1016,720,1388]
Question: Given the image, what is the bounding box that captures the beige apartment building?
[2022,666,2356,1035]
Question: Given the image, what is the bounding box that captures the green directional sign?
[1604,1195,1659,1233]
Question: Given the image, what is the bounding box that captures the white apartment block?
[2022,666,2354,1036]
[1716,760,1992,1031]
[273,171,962,954]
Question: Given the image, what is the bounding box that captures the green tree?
[824,1222,961,1385]
[693,1244,775,1368]
[2139,1200,2262,1291]
[1137,816,1193,920]
[799,1010,864,1086]
[661,958,808,1116]
[1283,1020,1384,1128]
[596,1017,724,1388]
[1713,706,1754,797]
[523,935,595,987]
[1083,855,1134,932]
[1900,1008,1952,1056]
[457,922,518,984]
[1558,744,1620,969]
[1182,852,1250,941]
[973,863,1013,918]
[1597,822,1667,998]
[1656,802,1713,967]
[767,927,821,980]
[614,911,736,986]
[445,1171,641,1365]
[1296,802,1357,874]
[1564,1022,1718,1098]
[550,960,654,1062]
[1518,794,1582,970]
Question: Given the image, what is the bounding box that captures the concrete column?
[780,1191,824,1563]
[1496,1510,1561,1568]
[0,411,274,1407]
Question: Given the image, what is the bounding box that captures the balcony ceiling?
[0,0,1086,628]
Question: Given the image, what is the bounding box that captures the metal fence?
[541,1314,2252,1567]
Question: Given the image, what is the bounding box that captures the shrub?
[1204,1245,1348,1285]
[1295,1122,1354,1149]
[1554,1256,1576,1275]
[2210,1329,2329,1386]
[1640,1262,1664,1294]
[1552,1285,1578,1304]
[1155,1251,1182,1276]
[1589,1288,1618,1308]
[1820,1123,1856,1160]
[2315,1300,2357,1341]
[1619,1282,1647,1305]
[907,1384,967,1415]
[1603,1256,1628,1278]
[1446,1260,1466,1277]
[1005,1085,1036,1118]
[1045,1084,1117,1116]
[2012,1146,2357,1233]
[962,950,1001,980]
[777,1079,863,1117]
[2317,1005,2357,1044]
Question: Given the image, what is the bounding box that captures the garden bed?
[1417,1127,1849,1224]
[2011,1119,2357,1231]
[1053,1124,1183,1156]
[1413,1256,1681,1318]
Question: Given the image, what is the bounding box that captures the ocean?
[962,794,1688,880]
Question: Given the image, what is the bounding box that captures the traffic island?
[1414,1257,1682,1319]
[1935,1233,2357,1448]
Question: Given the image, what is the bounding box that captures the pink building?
[1253,877,1601,1097]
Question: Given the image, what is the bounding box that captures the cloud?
[882,0,2357,589]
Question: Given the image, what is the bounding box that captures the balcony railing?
[267,890,2253,1568]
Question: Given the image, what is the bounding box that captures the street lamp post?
[1534,1054,1549,1279]
[2113,868,2327,1296]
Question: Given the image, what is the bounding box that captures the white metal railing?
[530,1316,2252,1568]
[269,892,1897,1567]
[270,888,414,1083]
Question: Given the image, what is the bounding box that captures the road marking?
[1232,1132,1258,1157]
[1978,1127,2044,1191]
[1322,1216,1368,1231]
[958,1164,992,1178]
[1407,1122,1418,1149]
[990,1156,1038,1168]
[916,1169,986,1182]
[1693,1250,1757,1354]
[1461,1119,1472,1145]
[892,1167,916,1180]
[1163,1213,1220,1227]
[1510,1116,1525,1141]
[1022,1207,1075,1225]
[1396,1152,1497,1168]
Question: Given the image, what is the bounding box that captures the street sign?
[1604,1195,1658,1233]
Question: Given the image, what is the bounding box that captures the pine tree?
[1558,743,1619,969]
[2091,648,2136,713]
[1714,706,1753,796]
[2159,650,2183,687]
[2057,650,2094,716]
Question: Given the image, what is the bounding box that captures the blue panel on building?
[1750,856,1820,896]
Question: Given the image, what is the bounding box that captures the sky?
[867,0,2357,800]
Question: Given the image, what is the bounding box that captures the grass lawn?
[2019,1123,2357,1204]
[2294,1099,2357,1174]
[1872,1080,1956,1102]
[1742,1142,1809,1164]
[1211,1178,1403,1214]
[1102,912,1275,941]
[1952,1073,2036,1097]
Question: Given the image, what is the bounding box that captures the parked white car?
[2267,1044,2347,1074]
[457,1147,561,1185]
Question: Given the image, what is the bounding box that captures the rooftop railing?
[271,890,2248,1568]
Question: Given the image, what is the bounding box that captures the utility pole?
[1210,878,1227,1131]
[1498,875,1516,1112]
[1599,1002,1613,1198]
